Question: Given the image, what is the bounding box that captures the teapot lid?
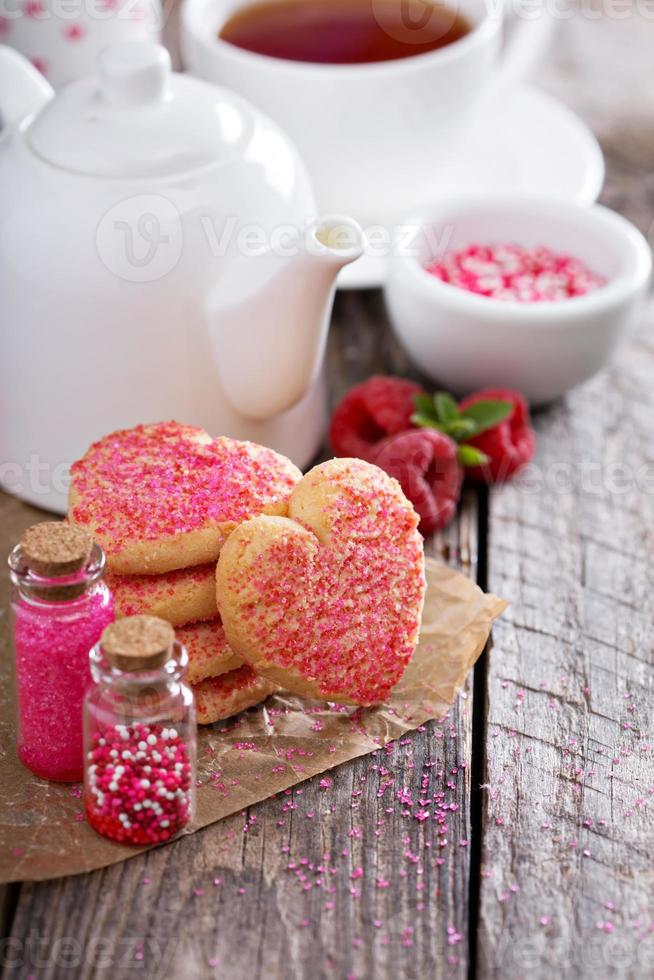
[27,43,250,178]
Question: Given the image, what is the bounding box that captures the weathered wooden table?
[2,10,653,979]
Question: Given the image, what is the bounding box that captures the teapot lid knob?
[99,42,170,108]
[25,39,257,177]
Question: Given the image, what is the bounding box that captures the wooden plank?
[478,339,654,977]
[477,15,654,979]
[2,294,480,980]
[477,150,654,980]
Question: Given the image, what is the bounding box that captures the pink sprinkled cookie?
[178,619,243,685]
[216,457,426,705]
[193,666,277,725]
[106,564,218,627]
[69,422,302,575]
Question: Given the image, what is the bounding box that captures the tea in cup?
[182,0,550,223]
[218,0,472,64]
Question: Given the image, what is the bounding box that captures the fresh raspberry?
[372,429,463,535]
[330,376,425,461]
[458,388,535,483]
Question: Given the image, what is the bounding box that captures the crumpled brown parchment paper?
[0,558,506,883]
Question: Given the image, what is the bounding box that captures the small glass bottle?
[83,615,196,845]
[9,522,114,782]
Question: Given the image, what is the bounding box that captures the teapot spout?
[310,214,366,272]
[208,215,364,422]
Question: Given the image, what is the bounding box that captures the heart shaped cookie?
[216,458,425,705]
[69,422,301,575]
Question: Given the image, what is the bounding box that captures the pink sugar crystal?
[425,243,606,302]
[225,459,425,704]
[14,585,114,781]
[70,423,299,554]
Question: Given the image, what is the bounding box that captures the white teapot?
[0,43,363,512]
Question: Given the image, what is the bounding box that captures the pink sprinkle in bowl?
[384,195,652,405]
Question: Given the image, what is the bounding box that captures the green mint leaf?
[458,444,490,467]
[434,391,460,424]
[413,393,439,420]
[444,418,478,441]
[411,413,445,431]
[460,399,513,435]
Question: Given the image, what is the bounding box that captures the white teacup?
[181,0,552,224]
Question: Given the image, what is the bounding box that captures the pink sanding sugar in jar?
[425,243,606,302]
[8,523,114,782]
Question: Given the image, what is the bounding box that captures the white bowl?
[384,195,652,404]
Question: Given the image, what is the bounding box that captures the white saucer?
[337,84,605,290]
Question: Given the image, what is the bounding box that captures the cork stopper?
[20,522,93,577]
[102,615,175,671]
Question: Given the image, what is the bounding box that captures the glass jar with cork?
[8,522,114,782]
[83,615,196,845]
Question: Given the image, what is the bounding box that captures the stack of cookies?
[68,421,301,723]
[70,421,427,722]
